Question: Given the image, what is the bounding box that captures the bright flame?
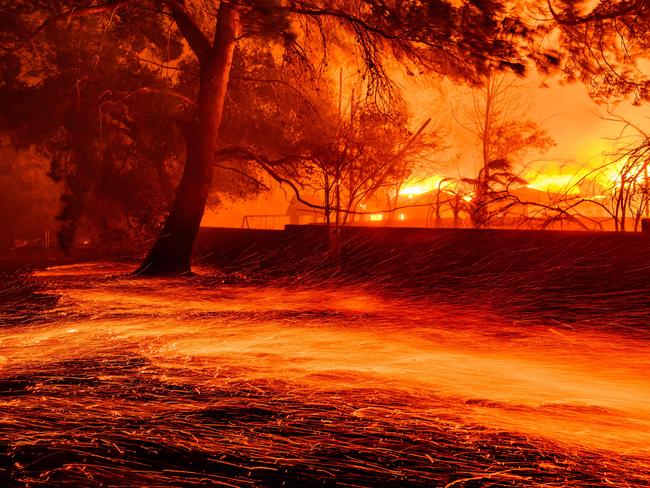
[399,175,448,197]
[599,156,648,188]
[526,174,580,194]
[370,213,384,221]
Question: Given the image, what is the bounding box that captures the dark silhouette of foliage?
[547,0,650,103]
[0,0,552,272]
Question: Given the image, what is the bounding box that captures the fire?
[600,155,648,186]
[526,174,581,194]
[399,175,448,197]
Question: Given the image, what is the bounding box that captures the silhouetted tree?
[582,127,650,231]
[213,76,435,255]
[0,3,187,251]
[542,1,650,230]
[456,72,554,227]
[2,0,545,274]
[547,0,650,103]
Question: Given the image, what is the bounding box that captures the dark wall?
[195,225,650,314]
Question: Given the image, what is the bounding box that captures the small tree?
[214,76,435,253]
[455,72,554,227]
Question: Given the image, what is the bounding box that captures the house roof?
[286,194,323,215]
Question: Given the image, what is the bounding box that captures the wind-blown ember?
[1,260,650,486]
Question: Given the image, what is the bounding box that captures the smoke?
[0,138,60,248]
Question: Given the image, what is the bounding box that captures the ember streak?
[1,263,649,486]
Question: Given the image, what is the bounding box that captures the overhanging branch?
[547,0,647,26]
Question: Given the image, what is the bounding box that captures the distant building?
[286,194,323,225]
[278,182,616,230]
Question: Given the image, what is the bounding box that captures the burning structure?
[278,175,623,231]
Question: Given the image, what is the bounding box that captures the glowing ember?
[1,262,649,486]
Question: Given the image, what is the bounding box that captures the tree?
[214,74,436,253]
[455,72,554,227]
[304,92,433,229]
[2,0,543,274]
[546,0,650,104]
[581,126,650,231]
[542,1,650,230]
[607,142,650,231]
[0,3,188,251]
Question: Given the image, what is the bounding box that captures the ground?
[1,256,649,486]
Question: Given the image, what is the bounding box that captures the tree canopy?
[547,0,650,103]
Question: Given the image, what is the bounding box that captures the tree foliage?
[0,0,565,261]
[547,0,650,103]
[0,139,60,247]
[0,2,188,250]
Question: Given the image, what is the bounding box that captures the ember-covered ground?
[1,257,650,486]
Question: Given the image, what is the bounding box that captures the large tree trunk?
[137,5,238,275]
